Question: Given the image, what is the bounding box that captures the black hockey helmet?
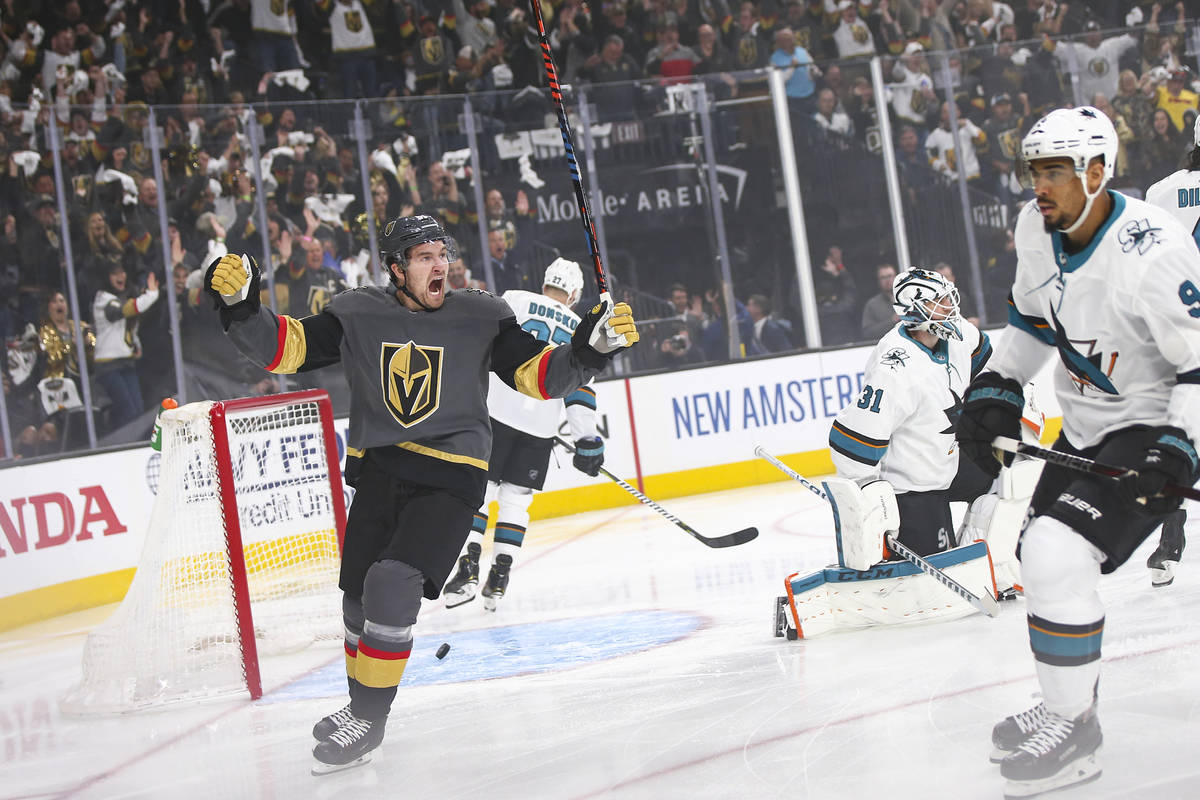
[379,214,459,283]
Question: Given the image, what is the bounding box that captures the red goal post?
[64,390,348,712]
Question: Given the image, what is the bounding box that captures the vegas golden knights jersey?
[224,285,604,503]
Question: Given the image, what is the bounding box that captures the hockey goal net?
[63,390,347,712]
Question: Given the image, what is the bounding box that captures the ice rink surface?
[2,477,1197,800]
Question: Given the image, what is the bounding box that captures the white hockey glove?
[824,477,899,571]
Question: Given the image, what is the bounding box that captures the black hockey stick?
[527,0,610,301]
[554,437,758,548]
[754,445,1000,617]
[992,436,1200,502]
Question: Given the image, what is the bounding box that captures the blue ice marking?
[266,609,704,703]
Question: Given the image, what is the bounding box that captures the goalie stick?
[753,445,1000,617]
[554,437,758,548]
[992,436,1200,502]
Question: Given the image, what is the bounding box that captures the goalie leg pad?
[824,478,899,571]
[962,493,1030,593]
[1000,457,1044,500]
[782,541,995,638]
[961,458,1041,592]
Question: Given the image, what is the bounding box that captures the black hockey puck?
[436,642,450,660]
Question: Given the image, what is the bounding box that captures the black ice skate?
[312,702,354,741]
[311,713,385,775]
[1147,510,1186,588]
[481,554,512,612]
[1000,708,1102,798]
[443,543,481,608]
[990,700,1046,763]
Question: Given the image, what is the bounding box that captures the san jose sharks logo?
[380,341,444,427]
[1117,218,1162,255]
[941,389,963,438]
[881,348,908,370]
[1049,307,1119,395]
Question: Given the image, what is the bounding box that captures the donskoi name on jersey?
[527,301,579,330]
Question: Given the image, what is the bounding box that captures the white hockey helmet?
[1016,106,1118,233]
[543,257,584,307]
[892,267,963,342]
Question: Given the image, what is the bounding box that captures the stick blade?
[979,587,1001,618]
[697,526,759,548]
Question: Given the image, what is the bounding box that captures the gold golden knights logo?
[380,341,443,427]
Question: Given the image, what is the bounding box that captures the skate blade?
[444,588,478,609]
[1149,562,1177,588]
[311,750,376,776]
[1002,753,1101,798]
[482,595,500,612]
[990,746,1013,764]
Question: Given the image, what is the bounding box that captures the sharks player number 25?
[957,107,1200,798]
[442,258,606,611]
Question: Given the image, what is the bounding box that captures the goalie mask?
[1015,106,1117,235]
[542,257,584,307]
[892,267,963,342]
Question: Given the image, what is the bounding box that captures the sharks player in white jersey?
[1146,114,1200,250]
[957,107,1200,798]
[827,267,995,564]
[1139,114,1200,587]
[443,259,605,610]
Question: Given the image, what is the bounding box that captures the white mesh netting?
[62,397,343,713]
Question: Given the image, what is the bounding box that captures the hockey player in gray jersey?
[958,107,1200,797]
[1140,113,1200,587]
[443,258,605,610]
[203,215,639,774]
[826,267,995,569]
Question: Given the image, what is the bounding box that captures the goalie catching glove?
[572,299,639,368]
[204,253,261,326]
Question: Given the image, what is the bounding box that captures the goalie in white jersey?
[443,259,605,610]
[828,267,996,566]
[957,107,1200,798]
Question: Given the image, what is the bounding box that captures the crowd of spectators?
[0,1,1198,457]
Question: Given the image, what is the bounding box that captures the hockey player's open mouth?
[428,277,445,297]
